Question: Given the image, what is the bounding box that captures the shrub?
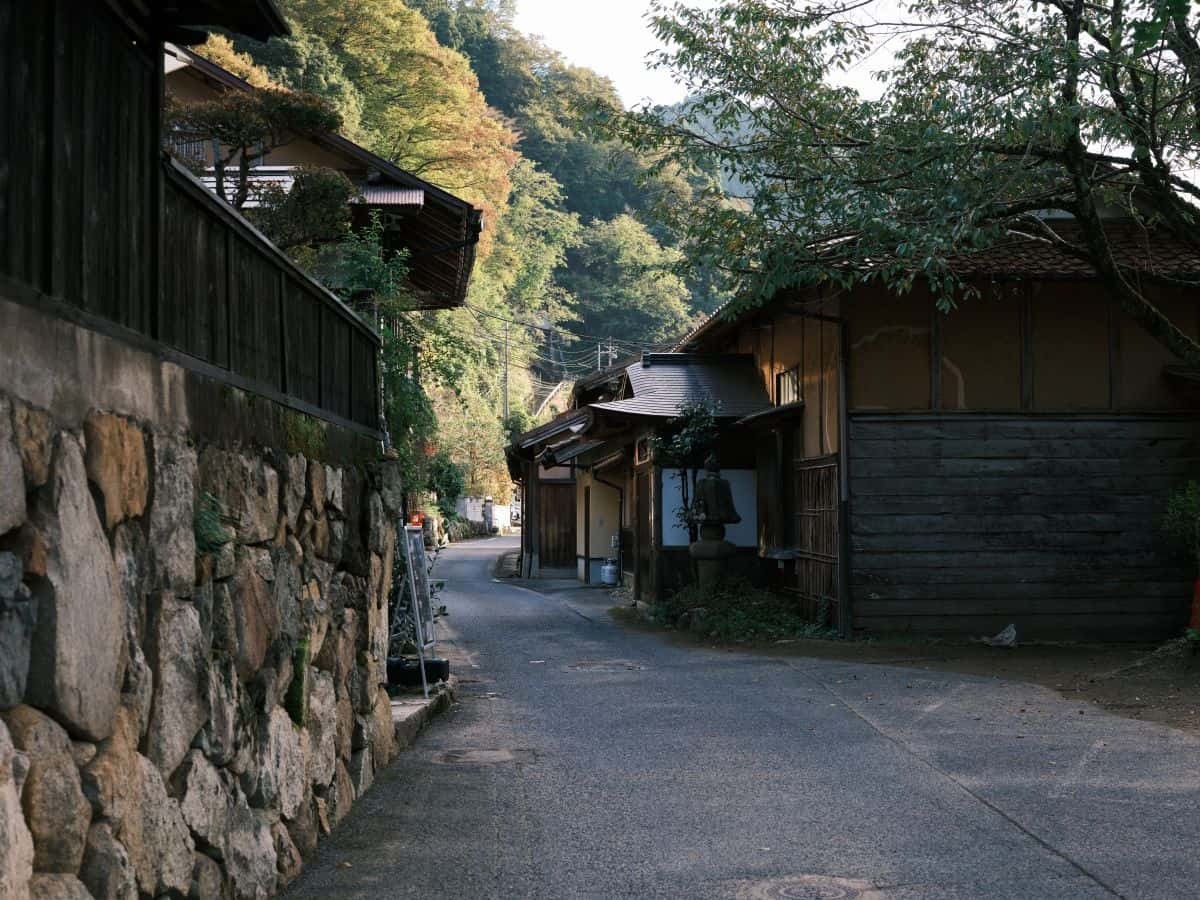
[654,578,837,643]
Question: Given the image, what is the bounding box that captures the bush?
[1163,481,1200,568]
[653,578,837,643]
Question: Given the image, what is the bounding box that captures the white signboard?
[660,468,758,548]
[403,525,437,649]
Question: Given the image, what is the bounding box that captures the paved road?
[287,536,1200,900]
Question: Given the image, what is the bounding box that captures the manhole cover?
[433,748,535,765]
[567,659,645,672]
[735,875,884,900]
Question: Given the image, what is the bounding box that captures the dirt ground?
[611,606,1200,736]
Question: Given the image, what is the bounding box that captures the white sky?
[512,1,691,107]
[512,0,894,108]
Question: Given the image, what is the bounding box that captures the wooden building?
[164,44,482,309]
[678,222,1200,640]
[515,223,1200,640]
[508,354,770,595]
[0,0,386,438]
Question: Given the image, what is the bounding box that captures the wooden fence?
[0,0,381,436]
[162,162,380,433]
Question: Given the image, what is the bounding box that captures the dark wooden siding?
[848,414,1199,639]
[0,1,380,435]
[162,167,380,432]
[2,0,155,331]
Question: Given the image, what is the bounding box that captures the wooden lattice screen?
[794,455,839,619]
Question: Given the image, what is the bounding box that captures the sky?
[512,0,895,108]
[512,1,691,108]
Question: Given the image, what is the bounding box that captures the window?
[776,365,800,406]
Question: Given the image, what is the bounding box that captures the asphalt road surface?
[286,536,1200,900]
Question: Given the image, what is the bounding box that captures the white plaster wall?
[660,468,758,548]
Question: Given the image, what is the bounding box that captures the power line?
[465,304,675,352]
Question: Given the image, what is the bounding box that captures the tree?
[607,0,1200,366]
[166,87,341,208]
[561,215,695,345]
[235,24,368,139]
[250,166,356,254]
[469,160,581,321]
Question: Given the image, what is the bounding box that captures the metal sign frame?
[402,524,437,698]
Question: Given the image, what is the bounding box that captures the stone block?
[348,746,373,798]
[2,705,91,874]
[253,708,305,819]
[0,397,26,535]
[189,853,224,900]
[326,759,354,829]
[148,433,198,596]
[175,750,233,853]
[0,719,34,899]
[0,552,36,709]
[305,671,336,790]
[199,449,279,546]
[306,463,325,518]
[144,593,209,778]
[29,874,91,899]
[79,821,138,900]
[271,821,303,889]
[13,402,53,491]
[284,794,317,859]
[334,692,353,763]
[223,805,276,900]
[26,434,125,741]
[230,555,278,682]
[283,454,307,533]
[371,689,395,770]
[324,466,342,517]
[127,754,195,897]
[83,412,147,530]
[204,656,240,768]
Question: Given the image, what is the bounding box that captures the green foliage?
[600,0,1200,366]
[652,400,720,535]
[265,0,520,243]
[194,492,233,555]
[1163,481,1200,568]
[502,409,533,444]
[654,579,837,643]
[235,25,367,138]
[561,215,695,345]
[1186,628,1200,645]
[250,166,356,253]
[426,449,467,517]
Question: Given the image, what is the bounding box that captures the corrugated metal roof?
[355,185,424,207]
[593,353,770,419]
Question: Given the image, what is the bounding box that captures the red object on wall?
[410,513,424,526]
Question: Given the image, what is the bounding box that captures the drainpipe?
[594,471,625,584]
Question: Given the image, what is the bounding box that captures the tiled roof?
[592,353,770,419]
[947,223,1200,279]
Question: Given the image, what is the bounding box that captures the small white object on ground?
[980,624,1018,648]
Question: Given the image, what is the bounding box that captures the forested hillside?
[212,0,721,505]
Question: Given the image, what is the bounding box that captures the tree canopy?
[606,0,1200,365]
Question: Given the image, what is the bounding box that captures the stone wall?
[0,301,403,899]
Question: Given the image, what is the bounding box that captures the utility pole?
[597,342,602,371]
[503,321,510,421]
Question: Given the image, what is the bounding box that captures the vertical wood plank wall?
[848,414,1198,639]
[0,1,381,433]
